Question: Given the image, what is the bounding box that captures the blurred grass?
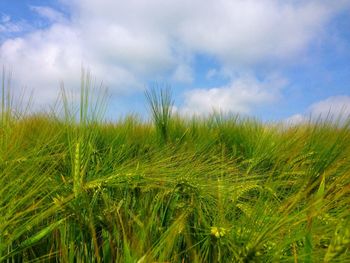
[1,70,350,262]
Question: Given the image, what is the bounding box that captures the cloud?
[65,0,349,65]
[309,96,350,119]
[285,96,350,124]
[175,1,331,65]
[0,24,83,105]
[180,75,286,115]
[30,6,67,23]
[0,0,349,109]
[0,23,143,107]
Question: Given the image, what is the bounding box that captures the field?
[1,74,350,262]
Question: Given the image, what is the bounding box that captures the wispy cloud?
[172,64,193,84]
[0,14,24,33]
[30,6,67,23]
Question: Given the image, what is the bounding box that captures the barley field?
[1,73,350,262]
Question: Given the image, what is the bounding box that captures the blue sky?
[1,0,350,122]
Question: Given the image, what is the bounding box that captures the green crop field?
[1,72,350,262]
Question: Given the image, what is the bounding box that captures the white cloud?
[309,96,350,119]
[0,24,83,105]
[286,96,350,124]
[30,6,67,23]
[65,0,349,65]
[0,0,349,108]
[0,24,142,107]
[181,75,286,115]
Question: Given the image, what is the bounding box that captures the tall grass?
[0,73,350,262]
[145,86,173,143]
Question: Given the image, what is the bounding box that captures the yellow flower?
[211,227,218,236]
[211,226,227,238]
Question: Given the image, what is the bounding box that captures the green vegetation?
[1,71,350,262]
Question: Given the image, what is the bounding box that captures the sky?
[0,0,350,122]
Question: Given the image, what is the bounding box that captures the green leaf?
[20,218,65,248]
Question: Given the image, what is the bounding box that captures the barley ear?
[73,141,82,198]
